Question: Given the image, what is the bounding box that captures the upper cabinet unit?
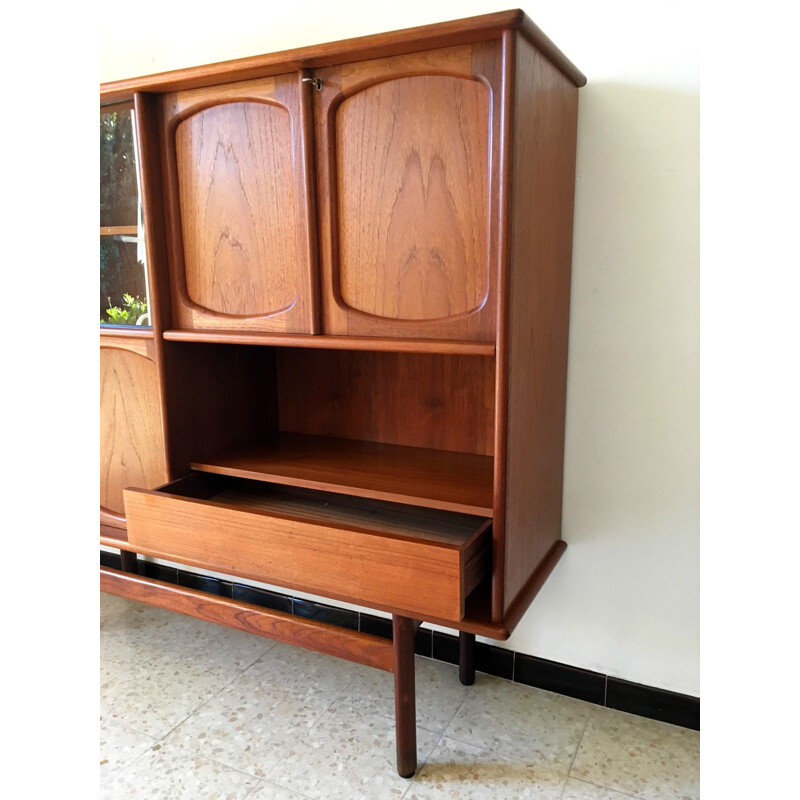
[313,43,502,341]
[159,74,319,333]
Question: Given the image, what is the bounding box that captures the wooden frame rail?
[101,566,394,671]
[101,566,451,775]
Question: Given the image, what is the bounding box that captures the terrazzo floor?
[100,593,700,800]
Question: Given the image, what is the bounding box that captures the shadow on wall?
[564,81,699,543]
[502,83,699,693]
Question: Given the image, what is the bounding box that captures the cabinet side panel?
[502,33,579,612]
[162,342,279,475]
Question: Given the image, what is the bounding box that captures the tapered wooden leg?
[120,550,139,574]
[459,631,476,685]
[393,615,418,778]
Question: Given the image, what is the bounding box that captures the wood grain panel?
[501,33,579,613]
[176,102,298,315]
[161,74,318,333]
[335,75,489,322]
[163,328,495,354]
[275,348,495,455]
[315,43,503,341]
[100,347,167,523]
[124,480,488,620]
[191,432,494,515]
[100,567,395,671]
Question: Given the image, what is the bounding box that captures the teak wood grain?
[160,75,318,333]
[124,476,490,621]
[162,328,495,355]
[500,34,578,612]
[100,10,586,103]
[100,567,395,671]
[101,10,584,652]
[276,348,496,456]
[314,43,501,341]
[100,344,168,525]
[191,432,494,515]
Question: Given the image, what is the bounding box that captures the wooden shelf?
[163,329,495,356]
[191,433,494,516]
[100,226,139,236]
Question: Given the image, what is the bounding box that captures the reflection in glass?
[100,237,149,325]
[100,102,150,326]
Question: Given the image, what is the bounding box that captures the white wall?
[101,1,699,697]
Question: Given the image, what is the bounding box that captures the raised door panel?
[161,75,318,333]
[315,42,504,341]
[100,338,168,527]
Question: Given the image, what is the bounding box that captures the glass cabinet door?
[100,101,150,326]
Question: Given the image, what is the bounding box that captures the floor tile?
[406,735,567,800]
[163,668,334,778]
[269,704,439,800]
[101,649,239,738]
[570,706,699,800]
[246,782,314,799]
[562,777,642,799]
[444,673,592,770]
[334,655,472,734]
[245,641,372,698]
[99,717,157,779]
[102,740,259,800]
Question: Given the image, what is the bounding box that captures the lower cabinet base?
[100,565,477,777]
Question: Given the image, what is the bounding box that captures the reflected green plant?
[101,293,148,325]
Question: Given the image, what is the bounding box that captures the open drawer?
[123,473,491,621]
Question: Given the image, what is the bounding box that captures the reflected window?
[100,101,150,326]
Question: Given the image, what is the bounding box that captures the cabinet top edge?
[100,9,586,103]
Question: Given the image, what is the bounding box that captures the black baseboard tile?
[514,652,606,705]
[606,677,700,731]
[359,613,392,639]
[231,584,292,614]
[100,551,121,570]
[431,631,459,665]
[178,572,232,598]
[142,561,178,584]
[359,614,432,656]
[475,641,514,680]
[294,598,359,630]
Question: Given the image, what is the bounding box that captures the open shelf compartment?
[191,432,493,517]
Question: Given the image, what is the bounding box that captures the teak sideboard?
[100,9,585,778]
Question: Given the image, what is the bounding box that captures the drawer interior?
[127,471,492,619]
[160,472,490,549]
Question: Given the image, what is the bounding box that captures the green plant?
[101,293,148,325]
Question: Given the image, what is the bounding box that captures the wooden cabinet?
[314,43,502,341]
[159,75,318,333]
[99,9,585,778]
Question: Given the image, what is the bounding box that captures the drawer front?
[124,487,473,621]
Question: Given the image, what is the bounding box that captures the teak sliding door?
[313,43,504,342]
[100,336,168,528]
[159,74,318,333]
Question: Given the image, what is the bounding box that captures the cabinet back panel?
[275,349,495,455]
